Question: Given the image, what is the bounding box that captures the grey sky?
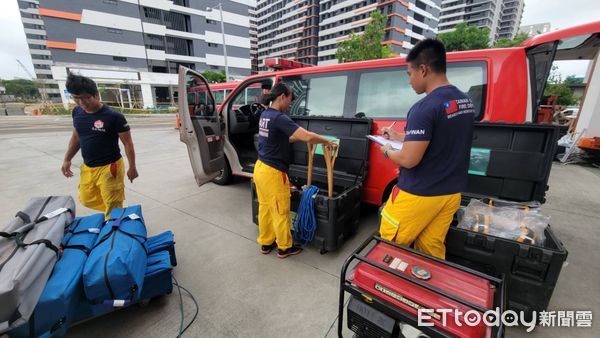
[1,0,599,80]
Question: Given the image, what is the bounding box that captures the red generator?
[339,236,505,338]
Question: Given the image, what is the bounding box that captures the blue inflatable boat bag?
[83,206,148,305]
[12,214,105,337]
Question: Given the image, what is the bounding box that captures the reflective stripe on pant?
[379,187,461,259]
[254,160,292,251]
[79,157,125,217]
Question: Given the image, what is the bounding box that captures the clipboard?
[366,135,404,150]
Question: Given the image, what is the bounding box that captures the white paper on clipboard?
[366,135,404,150]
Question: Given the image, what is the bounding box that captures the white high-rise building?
[256,0,443,70]
[438,0,524,43]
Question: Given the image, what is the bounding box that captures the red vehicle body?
[178,21,600,206]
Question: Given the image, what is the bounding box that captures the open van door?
[178,66,225,186]
[522,21,600,122]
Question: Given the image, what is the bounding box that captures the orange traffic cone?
[175,113,180,130]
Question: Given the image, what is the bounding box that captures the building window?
[163,11,190,32]
[416,0,427,11]
[414,13,425,23]
[166,36,193,56]
[113,56,128,62]
[206,19,217,25]
[145,34,166,51]
[143,7,163,25]
[208,42,218,47]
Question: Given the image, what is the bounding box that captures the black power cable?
[172,276,199,337]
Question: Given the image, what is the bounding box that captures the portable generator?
[338,236,505,338]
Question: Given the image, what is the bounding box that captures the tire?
[212,159,233,185]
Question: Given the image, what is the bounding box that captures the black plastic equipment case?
[251,116,371,253]
[445,122,567,320]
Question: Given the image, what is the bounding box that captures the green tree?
[201,70,227,83]
[545,83,576,106]
[492,32,529,48]
[563,75,584,86]
[544,66,577,106]
[437,23,490,51]
[336,10,393,63]
[3,79,39,98]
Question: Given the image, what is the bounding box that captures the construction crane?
[16,58,52,112]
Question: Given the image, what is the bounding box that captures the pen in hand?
[383,121,397,140]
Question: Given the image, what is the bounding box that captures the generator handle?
[338,232,377,337]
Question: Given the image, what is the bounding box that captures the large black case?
[252,117,371,253]
[445,122,567,319]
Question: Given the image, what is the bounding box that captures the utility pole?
[208,3,229,81]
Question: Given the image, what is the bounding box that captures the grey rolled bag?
[0,196,75,333]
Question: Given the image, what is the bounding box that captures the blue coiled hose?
[293,185,319,247]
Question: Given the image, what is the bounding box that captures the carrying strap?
[92,213,147,254]
[0,197,69,270]
[60,219,100,256]
[91,209,147,304]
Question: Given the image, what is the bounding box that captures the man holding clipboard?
[376,39,475,259]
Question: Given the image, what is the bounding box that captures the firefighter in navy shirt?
[61,74,138,217]
[379,39,474,259]
[255,83,334,258]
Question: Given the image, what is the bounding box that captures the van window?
[187,92,196,105]
[355,61,487,119]
[213,90,225,104]
[447,62,487,120]
[356,69,422,119]
[283,74,348,117]
[246,87,263,104]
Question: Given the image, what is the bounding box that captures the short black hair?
[66,73,98,96]
[406,38,447,74]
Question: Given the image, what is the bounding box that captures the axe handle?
[323,144,339,198]
[307,143,317,186]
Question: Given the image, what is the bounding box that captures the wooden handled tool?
[322,143,339,198]
[306,143,317,186]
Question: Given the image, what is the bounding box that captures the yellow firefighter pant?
[254,160,293,251]
[379,187,461,259]
[79,157,125,217]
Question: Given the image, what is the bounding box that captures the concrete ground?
[0,116,598,337]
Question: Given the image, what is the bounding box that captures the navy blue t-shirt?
[397,85,474,196]
[257,108,300,172]
[72,105,130,167]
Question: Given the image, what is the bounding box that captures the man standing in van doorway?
[379,39,475,259]
[61,73,138,218]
